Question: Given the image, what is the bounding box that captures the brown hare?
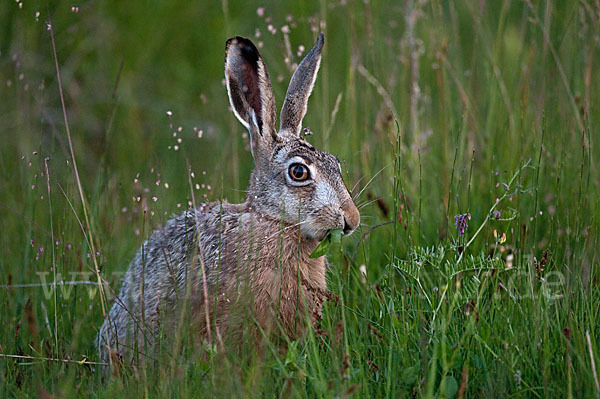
[97,33,360,366]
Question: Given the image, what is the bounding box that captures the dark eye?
[288,163,310,182]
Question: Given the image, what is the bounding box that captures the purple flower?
[492,210,501,220]
[35,246,44,261]
[454,213,471,237]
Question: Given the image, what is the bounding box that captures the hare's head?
[225,34,359,241]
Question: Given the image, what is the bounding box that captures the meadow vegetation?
[0,0,599,397]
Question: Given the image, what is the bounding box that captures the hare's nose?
[341,200,360,235]
[343,218,353,234]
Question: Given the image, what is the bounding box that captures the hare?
[97,33,359,366]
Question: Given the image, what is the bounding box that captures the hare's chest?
[258,257,327,331]
[269,256,326,298]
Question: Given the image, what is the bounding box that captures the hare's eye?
[288,163,310,182]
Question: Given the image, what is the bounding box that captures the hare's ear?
[225,36,278,156]
[279,33,324,138]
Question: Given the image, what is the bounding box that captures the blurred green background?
[1,0,599,397]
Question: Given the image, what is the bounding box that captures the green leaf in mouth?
[309,229,343,258]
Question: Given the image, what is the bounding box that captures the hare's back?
[128,202,244,302]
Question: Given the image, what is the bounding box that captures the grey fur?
[97,34,360,367]
[280,33,324,137]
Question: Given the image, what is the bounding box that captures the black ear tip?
[225,36,260,62]
[226,36,258,50]
[225,36,238,49]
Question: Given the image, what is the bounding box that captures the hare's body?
[98,202,327,363]
[98,34,359,366]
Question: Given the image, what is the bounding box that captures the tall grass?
[1,0,599,397]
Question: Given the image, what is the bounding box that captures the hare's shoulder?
[128,201,247,282]
[139,201,246,259]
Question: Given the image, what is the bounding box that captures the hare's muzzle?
[341,200,360,235]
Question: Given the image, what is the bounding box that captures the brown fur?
[97,33,360,367]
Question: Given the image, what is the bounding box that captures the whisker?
[352,163,392,201]
[352,221,397,256]
[357,198,380,210]
[350,175,368,195]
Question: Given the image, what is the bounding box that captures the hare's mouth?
[301,226,330,242]
[299,217,343,242]
[313,229,330,242]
